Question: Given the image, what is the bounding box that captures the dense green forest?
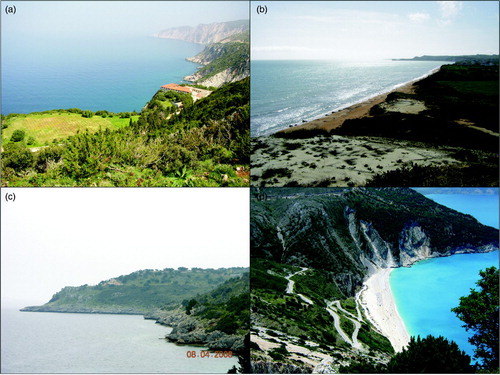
[22,267,248,314]
[1,78,249,187]
[155,272,250,357]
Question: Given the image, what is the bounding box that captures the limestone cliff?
[157,20,248,45]
[251,188,498,296]
[157,20,250,87]
[250,188,498,372]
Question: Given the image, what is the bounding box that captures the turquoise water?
[391,190,499,361]
[1,34,204,115]
[251,59,447,136]
[425,192,499,229]
[391,251,498,360]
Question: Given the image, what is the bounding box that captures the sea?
[250,59,447,136]
[1,308,238,373]
[1,34,204,115]
[390,190,499,362]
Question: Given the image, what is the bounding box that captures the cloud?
[437,1,463,20]
[408,12,430,23]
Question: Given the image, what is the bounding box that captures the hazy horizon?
[1,188,250,309]
[251,1,499,61]
[1,1,249,39]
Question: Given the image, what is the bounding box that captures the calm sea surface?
[390,191,499,361]
[1,309,237,373]
[251,59,447,136]
[1,34,204,115]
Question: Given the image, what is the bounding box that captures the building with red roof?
[160,83,192,94]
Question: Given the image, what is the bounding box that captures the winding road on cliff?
[285,268,314,305]
[326,301,363,350]
[284,268,364,350]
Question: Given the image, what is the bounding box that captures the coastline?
[276,68,440,136]
[359,268,410,353]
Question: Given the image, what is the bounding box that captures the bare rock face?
[187,69,248,88]
[398,223,432,266]
[251,188,499,296]
[157,20,248,45]
[160,308,245,352]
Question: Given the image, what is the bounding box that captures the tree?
[185,298,197,315]
[2,142,34,171]
[81,110,94,118]
[452,266,499,371]
[227,334,251,374]
[10,129,26,142]
[386,335,473,373]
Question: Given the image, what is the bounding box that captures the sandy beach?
[250,66,475,187]
[359,268,410,353]
[277,79,418,136]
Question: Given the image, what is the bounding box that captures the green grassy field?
[2,113,139,147]
[438,80,499,96]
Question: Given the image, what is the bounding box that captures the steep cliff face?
[157,20,250,87]
[184,39,249,87]
[251,188,498,296]
[250,188,498,372]
[157,20,248,44]
[398,223,432,266]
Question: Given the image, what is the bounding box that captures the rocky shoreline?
[151,308,246,353]
[21,304,246,353]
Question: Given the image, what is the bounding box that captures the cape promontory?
[156,19,249,44]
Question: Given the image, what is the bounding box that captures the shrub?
[10,129,26,142]
[81,110,94,118]
[2,143,34,171]
[155,144,196,175]
[35,146,64,173]
[95,110,109,118]
[387,335,473,373]
[268,344,288,361]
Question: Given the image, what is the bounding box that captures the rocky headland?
[250,188,499,372]
[157,19,248,44]
[20,267,249,353]
[148,308,246,352]
[157,20,249,88]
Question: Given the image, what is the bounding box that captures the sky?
[1,188,249,309]
[251,1,499,60]
[1,1,249,38]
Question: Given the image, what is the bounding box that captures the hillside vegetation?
[250,187,499,372]
[22,267,250,356]
[22,267,247,314]
[186,42,250,85]
[1,110,137,148]
[336,63,499,186]
[158,273,250,354]
[1,78,249,187]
